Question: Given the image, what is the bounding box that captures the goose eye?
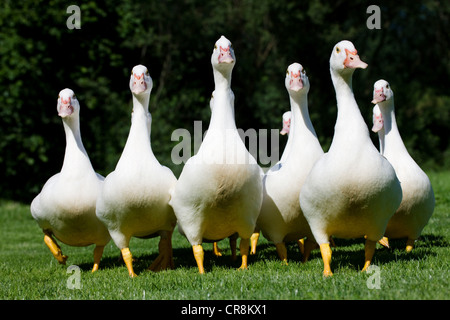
[386,84,389,89]
[336,47,340,53]
[286,69,289,75]
[72,94,76,99]
[214,44,217,50]
[145,70,149,76]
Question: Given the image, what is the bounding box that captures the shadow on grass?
[77,244,247,275]
[75,234,446,274]
[76,253,123,273]
[326,234,446,271]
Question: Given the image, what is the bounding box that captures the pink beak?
[289,71,303,91]
[218,46,234,64]
[280,119,291,135]
[132,73,147,94]
[344,49,368,69]
[58,97,74,117]
[372,88,386,104]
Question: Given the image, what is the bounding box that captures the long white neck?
[290,93,317,138]
[377,98,409,158]
[117,93,158,167]
[329,68,371,150]
[213,67,233,92]
[208,68,236,132]
[285,93,318,157]
[61,115,94,174]
[131,93,151,137]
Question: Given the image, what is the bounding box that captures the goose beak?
[372,88,386,104]
[280,119,290,135]
[289,71,304,91]
[58,97,74,117]
[344,49,368,69]
[218,46,234,64]
[131,73,147,94]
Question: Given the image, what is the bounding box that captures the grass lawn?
[0,171,448,301]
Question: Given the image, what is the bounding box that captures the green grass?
[0,171,449,300]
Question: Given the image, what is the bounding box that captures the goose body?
[371,80,435,251]
[96,65,177,277]
[299,41,402,276]
[30,89,110,272]
[257,63,323,263]
[169,36,263,273]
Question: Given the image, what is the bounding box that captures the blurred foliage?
[0,0,448,202]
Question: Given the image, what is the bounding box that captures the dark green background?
[1,0,448,202]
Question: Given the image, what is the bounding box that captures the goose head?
[330,40,368,74]
[280,111,291,135]
[129,64,153,96]
[285,63,310,95]
[372,79,393,104]
[211,36,236,74]
[371,80,394,133]
[57,88,79,118]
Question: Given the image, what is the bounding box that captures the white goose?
[169,36,263,273]
[299,41,402,276]
[30,89,110,272]
[96,65,177,277]
[256,63,323,264]
[248,111,292,255]
[371,79,435,251]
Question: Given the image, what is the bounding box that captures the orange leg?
[238,238,250,270]
[193,244,205,274]
[121,248,137,277]
[362,239,377,272]
[379,236,390,248]
[43,231,68,264]
[213,242,223,257]
[275,242,288,265]
[320,243,333,277]
[406,238,415,252]
[91,245,105,272]
[297,238,305,255]
[250,231,260,255]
